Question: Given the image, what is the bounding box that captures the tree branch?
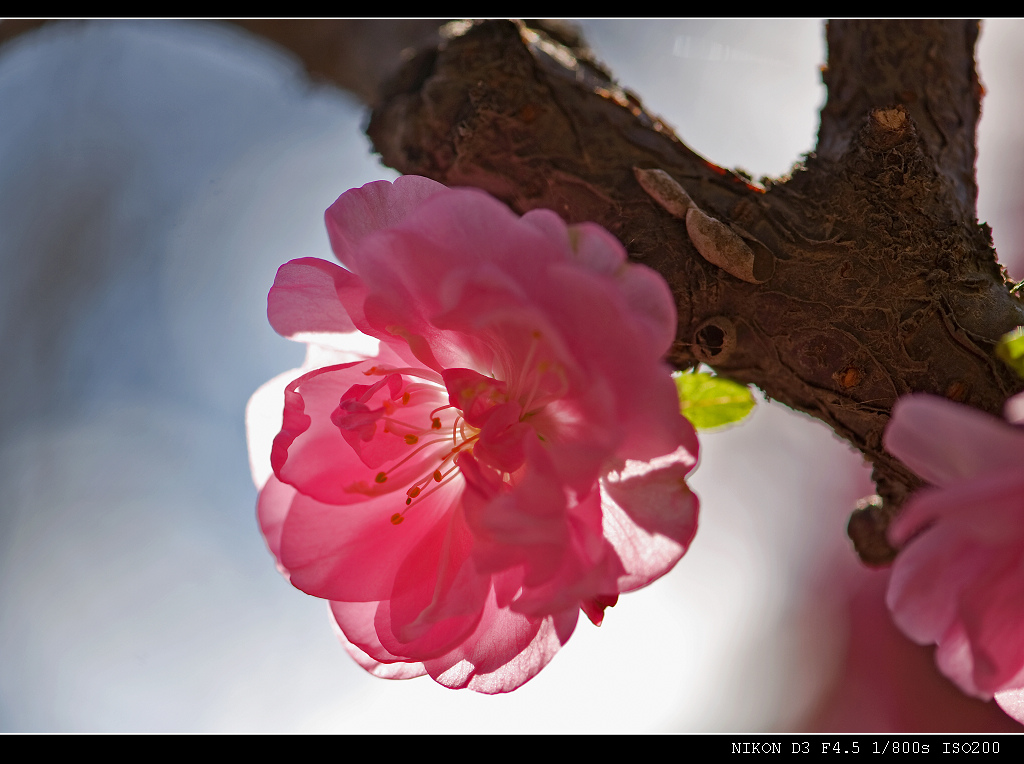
[227,20,448,106]
[365,19,1024,564]
[818,20,982,221]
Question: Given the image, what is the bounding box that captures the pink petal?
[600,447,700,591]
[564,218,677,358]
[884,394,1024,486]
[279,476,464,604]
[1005,390,1024,425]
[995,687,1024,725]
[246,366,305,490]
[960,553,1024,693]
[268,258,358,339]
[375,507,490,659]
[325,175,448,269]
[886,521,987,645]
[884,393,1024,708]
[423,585,579,694]
[256,475,298,568]
[934,621,988,699]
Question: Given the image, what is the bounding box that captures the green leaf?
[674,371,755,431]
[997,326,1024,379]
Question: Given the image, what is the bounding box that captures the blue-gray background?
[1,20,1021,732]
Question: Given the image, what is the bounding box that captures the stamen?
[390,513,404,525]
[435,464,458,482]
[404,469,462,509]
[404,434,419,445]
[380,416,422,432]
[375,472,387,483]
[377,436,451,476]
[431,417,442,430]
[396,442,473,511]
[362,365,444,385]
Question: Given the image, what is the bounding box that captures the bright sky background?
[0,19,1021,732]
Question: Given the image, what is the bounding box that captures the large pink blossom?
[883,392,1024,723]
[246,176,699,693]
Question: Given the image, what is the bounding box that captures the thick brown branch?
[227,20,447,106]
[367,20,1024,564]
[0,19,449,108]
[818,20,982,221]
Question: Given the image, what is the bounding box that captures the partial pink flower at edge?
[883,392,1024,725]
[247,176,700,693]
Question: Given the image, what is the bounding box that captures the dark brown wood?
[366,20,1024,564]
[819,21,982,221]
[227,20,448,106]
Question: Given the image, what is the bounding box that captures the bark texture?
[364,20,1024,564]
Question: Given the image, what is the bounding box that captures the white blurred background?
[0,19,1020,732]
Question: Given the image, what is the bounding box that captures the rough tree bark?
[365,19,1024,565]
[4,19,1020,565]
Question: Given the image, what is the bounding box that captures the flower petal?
[996,687,1024,725]
[279,475,464,603]
[246,366,305,490]
[884,392,1024,708]
[325,175,448,268]
[884,394,1024,486]
[424,586,579,694]
[268,257,358,338]
[253,176,703,693]
[601,446,700,591]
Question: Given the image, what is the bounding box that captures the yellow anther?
[375,472,388,484]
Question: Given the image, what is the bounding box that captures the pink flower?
[246,176,700,693]
[883,392,1024,723]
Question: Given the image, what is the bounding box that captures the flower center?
[385,401,482,526]
[333,365,491,526]
[334,332,568,527]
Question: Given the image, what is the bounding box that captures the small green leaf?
[674,371,755,431]
[997,326,1024,379]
